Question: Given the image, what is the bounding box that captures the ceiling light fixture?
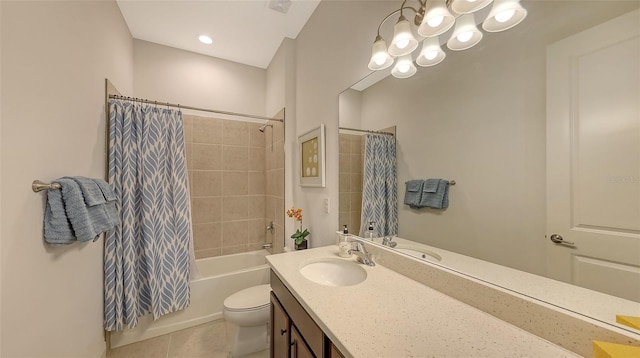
[198,35,213,45]
[368,0,527,79]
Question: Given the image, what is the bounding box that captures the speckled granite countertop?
[266,245,579,358]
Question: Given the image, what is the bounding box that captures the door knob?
[550,234,575,246]
[280,329,287,335]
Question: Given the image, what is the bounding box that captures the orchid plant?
[286,206,310,245]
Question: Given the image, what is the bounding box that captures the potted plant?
[286,206,310,250]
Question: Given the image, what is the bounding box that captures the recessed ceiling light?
[198,35,213,45]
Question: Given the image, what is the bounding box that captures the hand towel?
[43,177,119,245]
[419,179,450,209]
[423,179,439,193]
[68,176,106,206]
[403,180,424,209]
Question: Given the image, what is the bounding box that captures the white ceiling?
[116,0,321,69]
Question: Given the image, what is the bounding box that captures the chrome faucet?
[265,221,275,235]
[348,241,375,267]
[382,236,397,248]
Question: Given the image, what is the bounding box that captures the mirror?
[338,0,640,332]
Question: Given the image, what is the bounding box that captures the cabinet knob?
[280,328,287,335]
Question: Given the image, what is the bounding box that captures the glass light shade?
[388,15,419,57]
[416,37,446,67]
[450,0,493,14]
[482,0,527,32]
[447,13,483,51]
[391,55,417,78]
[368,36,394,70]
[417,0,455,37]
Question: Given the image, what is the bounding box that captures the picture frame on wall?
[298,124,326,187]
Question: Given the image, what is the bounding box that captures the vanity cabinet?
[270,270,345,358]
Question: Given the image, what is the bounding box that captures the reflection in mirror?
[338,0,640,333]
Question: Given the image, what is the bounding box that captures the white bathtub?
[110,250,270,348]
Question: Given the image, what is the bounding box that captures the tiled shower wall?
[184,114,283,258]
[264,112,285,254]
[338,133,363,235]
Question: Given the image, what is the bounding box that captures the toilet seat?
[224,284,271,312]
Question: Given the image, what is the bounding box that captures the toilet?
[223,284,272,357]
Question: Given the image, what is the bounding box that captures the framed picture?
[298,124,326,187]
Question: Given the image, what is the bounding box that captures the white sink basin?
[396,247,442,262]
[299,259,367,286]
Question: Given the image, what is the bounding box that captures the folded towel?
[403,180,424,209]
[423,179,439,193]
[419,179,450,209]
[69,176,106,206]
[94,179,116,202]
[43,177,119,245]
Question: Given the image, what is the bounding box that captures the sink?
[396,247,442,262]
[299,258,367,287]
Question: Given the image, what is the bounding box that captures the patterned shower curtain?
[360,134,398,237]
[104,100,192,331]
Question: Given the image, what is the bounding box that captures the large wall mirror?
[338,1,640,332]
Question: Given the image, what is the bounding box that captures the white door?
[547,9,640,302]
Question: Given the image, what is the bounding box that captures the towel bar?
[32,180,61,192]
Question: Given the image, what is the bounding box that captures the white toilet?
[223,284,272,357]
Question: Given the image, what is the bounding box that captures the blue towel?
[403,180,424,209]
[43,177,119,245]
[419,179,450,209]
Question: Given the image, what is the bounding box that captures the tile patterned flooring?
[107,320,269,358]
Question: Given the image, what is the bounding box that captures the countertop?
[266,245,579,358]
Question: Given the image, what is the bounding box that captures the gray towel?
[419,179,450,209]
[404,180,424,209]
[69,176,106,206]
[43,177,119,245]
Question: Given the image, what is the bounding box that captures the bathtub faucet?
[262,243,273,249]
[265,221,275,234]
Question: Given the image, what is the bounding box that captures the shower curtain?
[104,100,193,331]
[360,134,398,237]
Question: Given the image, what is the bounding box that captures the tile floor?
[107,319,269,358]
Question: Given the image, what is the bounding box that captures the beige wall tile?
[193,223,222,250]
[248,219,266,243]
[351,173,362,193]
[222,146,248,170]
[274,198,284,228]
[183,115,194,143]
[339,134,350,154]
[193,117,222,144]
[339,154,350,173]
[248,243,265,252]
[339,173,351,193]
[351,211,362,230]
[273,169,284,198]
[248,195,266,219]
[188,171,194,196]
[350,154,362,173]
[339,192,351,212]
[273,140,285,170]
[222,245,249,256]
[222,171,248,196]
[351,135,363,154]
[351,192,362,211]
[338,212,350,229]
[248,147,265,171]
[185,143,193,169]
[248,172,266,195]
[193,144,222,170]
[272,121,284,143]
[222,196,248,221]
[248,123,265,148]
[265,144,275,170]
[222,221,249,247]
[222,120,248,146]
[195,248,222,259]
[265,196,276,223]
[192,171,222,197]
[191,197,222,224]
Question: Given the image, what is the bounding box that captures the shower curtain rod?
[339,126,394,136]
[108,94,284,122]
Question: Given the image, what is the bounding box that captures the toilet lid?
[224,284,271,311]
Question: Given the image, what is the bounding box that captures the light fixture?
[367,0,526,78]
[388,14,419,56]
[198,35,213,45]
[450,0,493,15]
[416,36,446,67]
[417,0,455,37]
[368,35,395,70]
[447,13,483,51]
[391,54,417,78]
[482,0,527,32]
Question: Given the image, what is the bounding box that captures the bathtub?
[110,250,270,348]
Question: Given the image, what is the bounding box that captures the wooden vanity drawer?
[271,270,324,357]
